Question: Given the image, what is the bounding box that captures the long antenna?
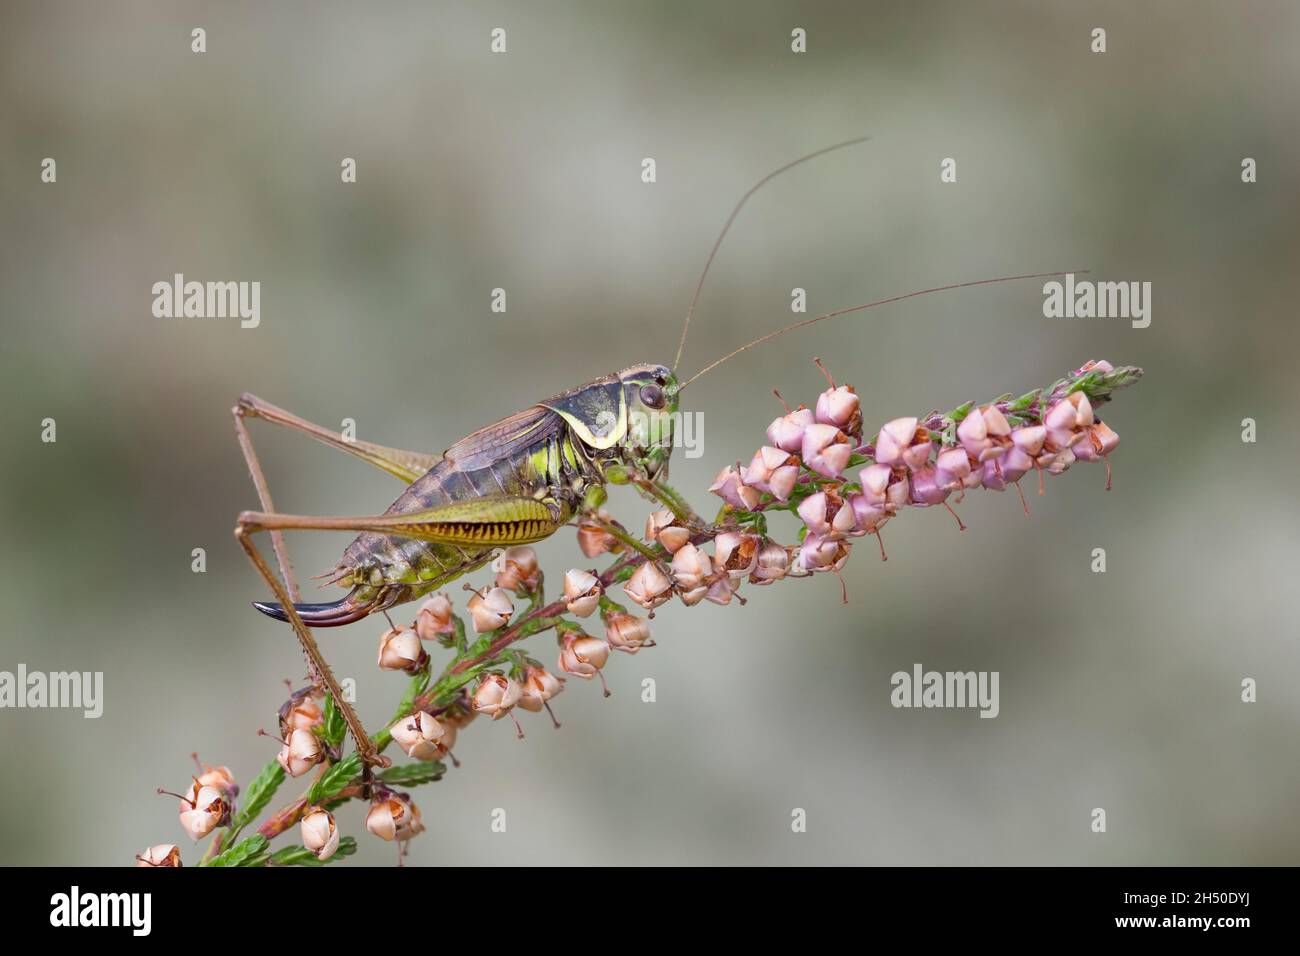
[679,270,1086,390]
[671,136,872,373]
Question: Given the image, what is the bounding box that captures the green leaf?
[207,834,269,867]
[306,752,362,804]
[229,760,285,831]
[379,761,446,788]
[320,695,347,749]
[269,836,358,867]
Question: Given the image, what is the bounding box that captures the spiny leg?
[232,393,440,765]
[235,520,389,768]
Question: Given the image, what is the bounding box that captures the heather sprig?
[141,358,1141,867]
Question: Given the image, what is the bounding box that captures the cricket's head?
[539,364,678,479]
[619,363,678,479]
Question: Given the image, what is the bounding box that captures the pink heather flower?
[957,404,1011,462]
[742,446,801,502]
[796,534,850,573]
[766,406,816,453]
[797,489,857,539]
[670,543,713,591]
[277,728,323,778]
[705,574,740,606]
[377,626,426,671]
[815,384,861,432]
[847,492,890,534]
[136,844,182,868]
[414,594,455,641]
[802,424,853,478]
[677,584,708,606]
[1043,446,1077,475]
[1073,358,1114,376]
[577,511,619,558]
[391,711,448,761]
[604,612,652,654]
[300,807,340,862]
[907,466,951,505]
[178,784,229,841]
[1044,392,1094,449]
[709,465,761,511]
[624,560,673,610]
[859,463,910,510]
[467,587,514,633]
[558,633,611,679]
[472,672,523,720]
[644,509,691,553]
[713,531,760,580]
[749,539,791,585]
[873,417,933,471]
[1071,420,1120,461]
[518,665,565,711]
[366,794,424,842]
[934,447,974,491]
[562,568,603,618]
[493,546,540,592]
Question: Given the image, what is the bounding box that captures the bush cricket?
[233,137,1076,766]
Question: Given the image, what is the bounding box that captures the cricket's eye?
[639,384,666,409]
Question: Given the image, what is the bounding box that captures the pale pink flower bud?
[796,489,857,539]
[136,844,182,867]
[193,764,237,799]
[604,613,652,654]
[279,689,325,737]
[709,465,761,511]
[179,785,228,840]
[749,539,791,585]
[766,406,815,452]
[390,710,447,761]
[670,543,713,591]
[1072,421,1120,461]
[796,534,850,573]
[705,574,740,605]
[366,794,424,842]
[562,568,603,618]
[959,405,1011,461]
[472,672,522,720]
[859,463,910,509]
[908,466,950,505]
[934,447,973,490]
[300,807,340,861]
[802,423,853,478]
[874,417,931,469]
[1011,424,1046,457]
[467,587,514,633]
[519,665,566,710]
[414,594,455,641]
[713,531,760,580]
[1074,358,1114,375]
[644,509,691,553]
[624,560,673,610]
[377,625,426,671]
[742,446,801,502]
[277,728,323,778]
[493,546,540,592]
[816,385,860,430]
[559,633,611,678]
[677,584,708,606]
[847,492,890,534]
[577,511,619,558]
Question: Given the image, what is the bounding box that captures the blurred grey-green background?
[2,1,1297,866]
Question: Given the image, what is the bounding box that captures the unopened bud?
[300,806,340,861]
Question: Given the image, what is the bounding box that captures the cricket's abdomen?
[332,408,593,617]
